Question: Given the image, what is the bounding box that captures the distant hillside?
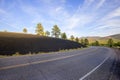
[0,32,84,55]
[108,34,120,39]
[80,34,120,44]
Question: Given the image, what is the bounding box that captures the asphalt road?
[0,47,116,80]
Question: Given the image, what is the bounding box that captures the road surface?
[0,47,117,80]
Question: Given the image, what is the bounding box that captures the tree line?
[90,38,120,48]
[23,23,79,42]
[22,23,120,48]
[22,23,89,46]
[23,23,64,38]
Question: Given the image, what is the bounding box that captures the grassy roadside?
[0,47,88,58]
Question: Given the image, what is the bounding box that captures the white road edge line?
[79,55,110,80]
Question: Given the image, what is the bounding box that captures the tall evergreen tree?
[51,25,61,38]
[84,38,89,46]
[45,31,50,36]
[61,32,67,39]
[75,37,79,43]
[81,39,84,45]
[70,35,74,41]
[35,23,44,36]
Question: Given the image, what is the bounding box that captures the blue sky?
[0,0,120,37]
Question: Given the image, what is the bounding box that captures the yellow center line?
[0,49,98,70]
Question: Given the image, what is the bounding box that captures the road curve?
[0,47,115,80]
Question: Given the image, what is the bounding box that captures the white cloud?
[102,7,120,21]
[95,0,106,10]
[18,3,44,24]
[64,13,95,30]
[55,7,63,12]
[104,19,120,27]
[94,7,120,31]
[83,0,94,7]
[1,0,119,37]
[20,5,40,16]
[91,25,120,37]
[72,0,96,15]
[18,0,68,25]
[107,7,120,18]
[64,30,79,38]
[93,19,120,34]
[63,0,97,30]
[82,0,94,10]
[37,0,66,6]
[0,20,20,29]
[66,17,80,29]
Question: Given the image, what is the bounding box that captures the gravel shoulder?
[109,48,120,80]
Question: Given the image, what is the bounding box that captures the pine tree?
[81,39,84,45]
[84,38,89,46]
[61,32,67,39]
[45,31,50,36]
[35,23,44,36]
[70,35,74,41]
[23,28,27,33]
[51,25,61,38]
[75,37,79,43]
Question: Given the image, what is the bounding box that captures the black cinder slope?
[0,32,84,55]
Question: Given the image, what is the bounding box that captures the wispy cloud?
[82,0,94,9]
[95,0,106,10]
[95,7,120,30]
[91,7,120,37]
[0,0,120,37]
[102,7,120,20]
[64,14,94,30]
[0,9,14,28]
[0,19,20,29]
[62,0,96,32]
